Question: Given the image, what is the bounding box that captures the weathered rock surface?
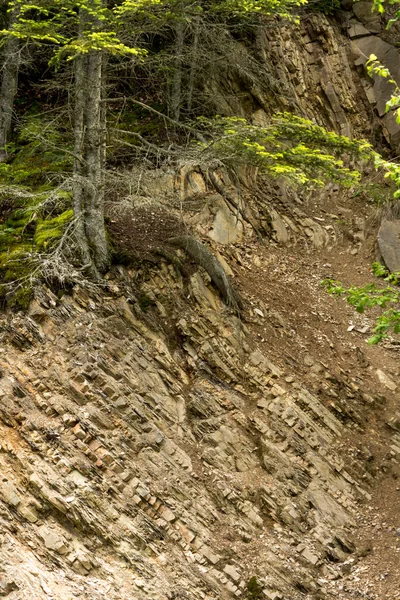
[206,11,400,148]
[0,243,392,600]
[378,219,400,273]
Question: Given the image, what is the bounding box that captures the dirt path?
[231,225,400,598]
[349,480,400,598]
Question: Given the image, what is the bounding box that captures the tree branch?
[104,96,205,140]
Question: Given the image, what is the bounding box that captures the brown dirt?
[107,204,189,261]
[222,194,400,598]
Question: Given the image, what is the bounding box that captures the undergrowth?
[323,261,400,344]
[0,113,74,310]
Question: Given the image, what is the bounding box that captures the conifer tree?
[0,0,141,276]
[0,1,21,162]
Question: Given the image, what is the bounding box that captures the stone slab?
[378,219,400,273]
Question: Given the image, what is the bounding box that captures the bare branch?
[104,96,205,140]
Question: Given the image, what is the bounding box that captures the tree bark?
[187,20,199,114]
[83,48,109,274]
[170,17,185,122]
[73,52,94,276]
[72,0,110,277]
[168,235,243,312]
[0,4,20,162]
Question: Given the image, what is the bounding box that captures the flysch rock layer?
[0,261,379,600]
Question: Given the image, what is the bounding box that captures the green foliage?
[0,244,34,310]
[0,0,382,306]
[1,0,147,70]
[371,260,400,283]
[0,180,73,310]
[117,0,307,21]
[371,0,400,25]
[138,292,154,311]
[195,113,372,187]
[0,113,73,187]
[350,179,394,206]
[34,209,73,249]
[210,0,307,19]
[373,153,400,198]
[322,265,400,343]
[247,576,263,599]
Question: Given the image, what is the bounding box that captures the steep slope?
[1,7,400,600]
[0,178,399,600]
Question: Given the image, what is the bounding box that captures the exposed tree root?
[152,247,187,276]
[168,235,243,312]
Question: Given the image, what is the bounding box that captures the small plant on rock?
[323,262,400,344]
[247,576,263,599]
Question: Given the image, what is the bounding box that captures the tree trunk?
[187,20,199,114]
[168,235,243,312]
[83,48,109,274]
[73,52,94,276]
[170,17,185,122]
[0,4,20,162]
[72,0,109,277]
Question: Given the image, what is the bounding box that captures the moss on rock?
[0,192,73,310]
[34,209,73,249]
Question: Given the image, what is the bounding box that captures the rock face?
[0,255,385,600]
[378,219,400,273]
[207,11,400,148]
[123,8,400,251]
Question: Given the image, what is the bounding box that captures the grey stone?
[208,197,243,245]
[38,526,69,555]
[200,545,221,565]
[351,36,391,68]
[348,23,371,38]
[263,592,283,600]
[302,547,319,565]
[352,1,380,25]
[382,112,400,148]
[159,506,176,522]
[352,38,400,144]
[271,209,289,244]
[0,481,20,507]
[18,503,39,523]
[223,564,241,582]
[376,369,397,391]
[341,0,354,8]
[378,219,400,273]
[365,21,382,33]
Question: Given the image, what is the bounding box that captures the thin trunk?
[187,20,199,114]
[72,0,109,277]
[83,49,109,273]
[0,4,20,162]
[170,19,185,121]
[73,52,94,276]
[100,56,107,180]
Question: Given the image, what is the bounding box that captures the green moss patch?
[34,209,73,249]
[0,188,73,310]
